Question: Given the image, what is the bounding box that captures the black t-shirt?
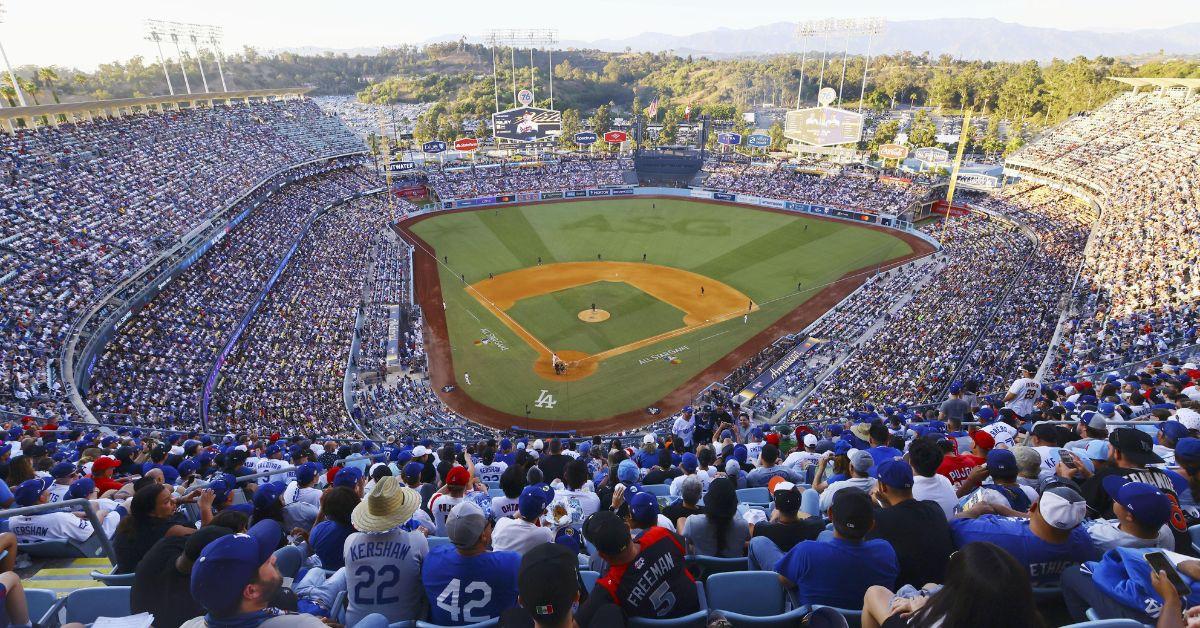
[539,454,571,483]
[751,518,825,553]
[662,502,704,528]
[643,467,682,487]
[114,517,184,573]
[130,536,202,628]
[579,527,699,623]
[1082,465,1176,519]
[866,499,953,588]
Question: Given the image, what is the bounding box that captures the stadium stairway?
[21,557,111,597]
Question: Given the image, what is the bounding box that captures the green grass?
[506,281,686,355]
[412,198,915,422]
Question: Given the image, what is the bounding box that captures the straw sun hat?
[351,476,421,532]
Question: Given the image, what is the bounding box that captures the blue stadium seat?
[626,611,709,627]
[1032,585,1062,601]
[41,586,132,626]
[351,614,394,628]
[487,488,506,498]
[705,571,788,615]
[24,588,57,627]
[1061,621,1147,627]
[332,590,347,624]
[273,544,305,580]
[643,484,672,498]
[89,567,136,586]
[811,605,863,628]
[387,623,417,628]
[805,606,851,628]
[581,570,600,593]
[427,536,452,549]
[415,619,498,627]
[736,487,771,507]
[483,481,500,490]
[686,554,748,579]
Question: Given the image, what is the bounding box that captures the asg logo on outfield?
[534,390,557,408]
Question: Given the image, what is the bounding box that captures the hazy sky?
[1,0,1196,69]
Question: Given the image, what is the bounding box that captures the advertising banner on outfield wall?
[565,190,588,198]
[517,192,540,202]
[713,192,737,201]
[540,191,563,200]
[611,188,634,195]
[736,337,822,403]
[587,189,611,196]
[690,189,714,199]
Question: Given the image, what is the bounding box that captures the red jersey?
[937,454,985,489]
[93,475,125,494]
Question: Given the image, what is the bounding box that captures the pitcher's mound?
[578,309,611,323]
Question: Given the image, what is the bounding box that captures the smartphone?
[1060,451,1077,469]
[1146,551,1190,598]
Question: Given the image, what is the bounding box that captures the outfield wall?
[425,186,941,251]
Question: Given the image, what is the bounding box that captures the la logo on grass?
[534,390,558,408]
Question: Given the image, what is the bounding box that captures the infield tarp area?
[400,197,932,433]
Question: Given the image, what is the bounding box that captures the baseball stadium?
[1,2,1199,627]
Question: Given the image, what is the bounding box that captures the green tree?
[37,67,61,104]
[558,108,580,148]
[659,108,679,145]
[590,102,611,135]
[870,119,900,151]
[768,121,786,151]
[907,111,938,148]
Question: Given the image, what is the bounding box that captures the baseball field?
[400,197,931,433]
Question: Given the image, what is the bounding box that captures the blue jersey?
[421,546,519,626]
[950,515,1099,585]
[775,537,898,609]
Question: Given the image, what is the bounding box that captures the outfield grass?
[411,198,914,421]
[506,281,686,355]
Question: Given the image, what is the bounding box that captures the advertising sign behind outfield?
[603,130,628,144]
[422,140,447,154]
[717,132,742,146]
[574,131,598,145]
[453,138,479,152]
[386,161,416,172]
[914,147,950,164]
[745,134,771,148]
[492,106,562,143]
[878,144,909,160]
[784,107,864,147]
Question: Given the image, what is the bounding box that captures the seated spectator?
[90,455,126,495]
[774,489,899,609]
[307,487,359,571]
[184,519,326,626]
[662,476,705,531]
[0,570,34,628]
[580,510,699,622]
[555,459,601,525]
[502,542,626,628]
[422,501,519,625]
[491,464,525,520]
[747,481,824,570]
[817,449,878,514]
[958,449,1039,514]
[867,459,954,588]
[428,466,470,535]
[861,542,1043,628]
[1083,477,1175,551]
[745,444,802,488]
[1074,428,1175,518]
[282,463,322,508]
[114,483,196,572]
[493,484,555,556]
[682,477,748,557]
[668,453,707,496]
[8,477,120,546]
[908,437,958,520]
[132,525,235,628]
[343,477,428,625]
[952,482,1097,585]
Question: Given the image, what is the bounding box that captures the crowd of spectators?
[425,156,632,199]
[702,161,930,215]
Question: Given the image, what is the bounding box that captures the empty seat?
[90,568,137,586]
[42,586,132,626]
[642,484,672,498]
[810,605,863,628]
[736,487,771,506]
[706,571,810,627]
[581,570,600,593]
[427,536,452,549]
[686,554,748,580]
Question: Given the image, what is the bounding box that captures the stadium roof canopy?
[0,87,312,132]
[1109,77,1200,94]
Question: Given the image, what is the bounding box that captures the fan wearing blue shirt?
[864,421,904,467]
[422,501,519,626]
[774,488,899,609]
[951,483,1099,586]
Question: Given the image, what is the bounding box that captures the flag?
[646,96,659,119]
[684,105,691,122]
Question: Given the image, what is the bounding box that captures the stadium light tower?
[167,23,192,94]
[186,24,210,93]
[0,2,29,107]
[485,29,559,111]
[204,25,229,92]
[145,20,175,95]
[796,17,885,112]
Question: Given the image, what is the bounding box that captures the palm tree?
[18,77,39,105]
[37,67,60,103]
[0,85,15,107]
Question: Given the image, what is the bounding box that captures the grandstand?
[1,30,1199,624]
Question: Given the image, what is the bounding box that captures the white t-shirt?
[475,462,508,484]
[963,483,1038,512]
[47,482,72,503]
[912,474,958,521]
[782,450,821,470]
[819,477,877,513]
[492,517,554,556]
[554,488,601,524]
[9,510,120,543]
[669,472,712,497]
[427,493,464,536]
[981,422,1019,449]
[745,441,764,467]
[672,416,696,448]
[1005,378,1041,417]
[283,482,323,508]
[490,496,520,520]
[1085,519,1175,552]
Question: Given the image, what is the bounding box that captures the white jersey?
[9,510,120,544]
[491,496,520,520]
[255,458,290,483]
[47,482,72,504]
[981,422,1019,449]
[474,462,508,484]
[1005,377,1041,417]
[283,482,323,508]
[672,416,696,448]
[782,451,821,469]
[427,493,464,536]
[745,441,764,467]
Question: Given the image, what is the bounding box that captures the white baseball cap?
[773,481,797,493]
[532,439,544,451]
[1039,486,1087,530]
[412,445,429,457]
[803,434,818,447]
[643,434,656,444]
[1178,408,1200,432]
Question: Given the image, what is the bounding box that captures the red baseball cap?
[764,433,781,446]
[91,456,120,472]
[446,466,470,487]
[971,430,995,452]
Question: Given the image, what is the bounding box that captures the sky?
[1,0,1198,70]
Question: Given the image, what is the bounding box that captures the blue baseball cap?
[871,458,914,490]
[617,459,639,483]
[14,478,52,506]
[178,458,199,476]
[555,526,581,553]
[948,382,962,394]
[1161,421,1190,441]
[1098,402,1116,417]
[50,461,77,479]
[265,445,281,457]
[1084,440,1111,461]
[253,481,286,510]
[732,444,748,463]
[681,453,699,472]
[190,519,283,617]
[977,408,995,423]
[629,490,659,524]
[101,436,118,447]
[1103,476,1171,529]
[986,449,1018,476]
[519,484,553,520]
[295,462,318,486]
[500,438,512,450]
[833,441,853,456]
[402,461,424,481]
[333,467,363,488]
[68,477,96,499]
[161,465,180,485]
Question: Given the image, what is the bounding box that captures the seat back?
[706,571,786,616]
[626,611,709,627]
[415,619,499,627]
[25,588,57,625]
[685,555,748,580]
[487,488,506,498]
[90,569,137,586]
[273,544,305,580]
[64,586,132,624]
[811,605,862,628]
[580,570,600,593]
[736,487,771,506]
[1060,621,1149,628]
[643,484,672,497]
[1189,524,1200,554]
[17,540,85,559]
[427,536,452,549]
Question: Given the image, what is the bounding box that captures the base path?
[396,195,937,435]
[467,261,756,381]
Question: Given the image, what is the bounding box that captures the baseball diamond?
[399,197,932,433]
